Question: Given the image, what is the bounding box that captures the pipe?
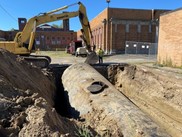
[62,63,170,136]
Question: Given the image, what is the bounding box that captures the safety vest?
[97,49,104,57]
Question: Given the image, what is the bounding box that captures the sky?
[0,0,181,31]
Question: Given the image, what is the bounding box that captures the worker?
[96,47,104,63]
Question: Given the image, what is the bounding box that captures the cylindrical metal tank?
[62,63,170,137]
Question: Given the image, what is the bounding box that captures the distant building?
[1,8,170,53]
[0,18,77,50]
[35,24,76,50]
[0,30,5,39]
[78,8,169,54]
[18,18,77,50]
[0,29,18,41]
[158,9,182,67]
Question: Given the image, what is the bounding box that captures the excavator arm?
[14,2,93,53]
[0,1,98,67]
[77,2,93,52]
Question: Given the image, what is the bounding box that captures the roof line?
[160,7,182,16]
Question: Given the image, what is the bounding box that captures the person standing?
[96,47,104,63]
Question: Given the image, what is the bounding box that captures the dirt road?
[49,53,157,64]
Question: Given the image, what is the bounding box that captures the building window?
[137,24,141,33]
[51,37,56,45]
[115,24,117,33]
[149,24,152,33]
[35,37,40,45]
[36,40,40,45]
[21,20,25,23]
[126,24,129,33]
[57,37,61,44]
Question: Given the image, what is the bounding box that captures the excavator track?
[22,55,51,68]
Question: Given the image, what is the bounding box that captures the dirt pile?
[108,64,182,137]
[1,48,182,136]
[0,49,76,136]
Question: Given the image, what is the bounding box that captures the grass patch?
[36,51,73,58]
[75,125,94,137]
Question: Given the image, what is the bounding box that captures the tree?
[52,24,59,28]
[52,23,63,28]
[10,28,15,31]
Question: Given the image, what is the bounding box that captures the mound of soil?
[1,48,181,137]
[108,64,182,136]
[0,49,76,136]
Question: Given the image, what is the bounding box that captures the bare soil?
[0,49,77,137]
[0,49,182,136]
[108,64,182,137]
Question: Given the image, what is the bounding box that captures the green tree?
[52,23,63,28]
[10,28,15,31]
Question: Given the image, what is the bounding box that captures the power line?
[0,3,17,22]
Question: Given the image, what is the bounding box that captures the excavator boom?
[0,2,98,68]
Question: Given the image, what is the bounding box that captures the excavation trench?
[48,64,71,118]
[48,63,111,118]
[1,49,181,136]
[49,63,182,136]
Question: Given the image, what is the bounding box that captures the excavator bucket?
[84,51,98,64]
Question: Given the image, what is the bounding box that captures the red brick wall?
[90,9,107,30]
[35,31,77,50]
[77,9,107,50]
[0,30,18,41]
[77,30,82,40]
[109,8,168,20]
[88,8,169,54]
[158,9,182,67]
[110,8,151,20]
[114,24,125,51]
[0,29,76,50]
[0,30,5,38]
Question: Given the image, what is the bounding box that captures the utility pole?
[106,0,110,8]
[106,0,111,54]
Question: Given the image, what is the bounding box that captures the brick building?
[1,8,170,53]
[0,29,18,41]
[34,24,76,50]
[0,18,77,50]
[18,18,77,50]
[79,8,169,54]
[158,9,182,67]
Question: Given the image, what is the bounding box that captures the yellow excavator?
[0,2,98,68]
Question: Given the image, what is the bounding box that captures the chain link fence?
[125,41,158,56]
